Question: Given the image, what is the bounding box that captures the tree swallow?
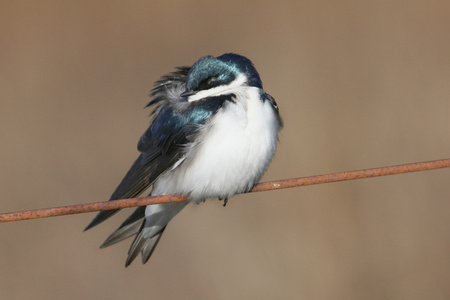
[85,53,283,267]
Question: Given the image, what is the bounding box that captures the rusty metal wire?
[0,158,448,223]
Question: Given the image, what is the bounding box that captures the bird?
[84,53,283,267]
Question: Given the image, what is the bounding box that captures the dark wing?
[97,94,233,257]
[84,67,191,230]
[84,67,232,231]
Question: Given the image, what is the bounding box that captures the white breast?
[152,86,280,203]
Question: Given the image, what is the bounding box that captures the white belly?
[152,87,279,202]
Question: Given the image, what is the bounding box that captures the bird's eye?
[197,76,218,91]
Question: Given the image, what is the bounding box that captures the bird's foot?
[218,197,229,207]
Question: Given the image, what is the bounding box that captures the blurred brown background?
[1,1,449,299]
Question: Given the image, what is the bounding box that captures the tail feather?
[100,206,146,248]
[92,201,188,267]
[125,226,166,267]
[141,227,166,264]
[124,202,188,266]
[100,218,143,248]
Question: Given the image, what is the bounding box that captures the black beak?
[180,89,196,97]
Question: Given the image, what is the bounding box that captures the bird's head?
[181,53,263,101]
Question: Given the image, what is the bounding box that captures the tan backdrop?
[1,1,449,299]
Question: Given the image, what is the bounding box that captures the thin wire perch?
[0,158,448,223]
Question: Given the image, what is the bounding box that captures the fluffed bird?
[85,53,283,267]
